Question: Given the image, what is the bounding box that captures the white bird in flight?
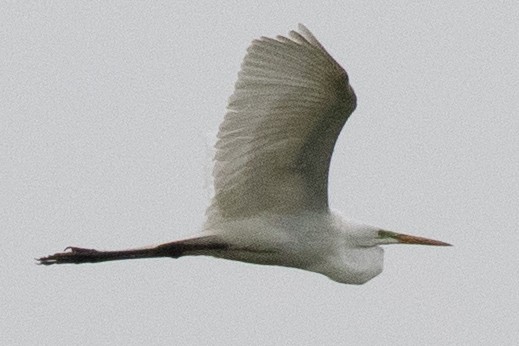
[39,24,450,284]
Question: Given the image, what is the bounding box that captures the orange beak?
[394,233,451,246]
[378,230,451,246]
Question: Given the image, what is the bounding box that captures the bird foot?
[37,247,101,265]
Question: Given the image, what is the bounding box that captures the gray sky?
[2,1,518,345]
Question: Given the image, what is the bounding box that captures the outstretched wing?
[206,24,356,224]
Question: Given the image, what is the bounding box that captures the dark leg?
[37,246,164,265]
[37,236,228,265]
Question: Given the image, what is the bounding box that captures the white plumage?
[39,24,450,284]
[208,25,355,222]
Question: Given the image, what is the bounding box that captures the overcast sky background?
[2,1,518,345]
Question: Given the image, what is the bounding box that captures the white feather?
[206,24,357,224]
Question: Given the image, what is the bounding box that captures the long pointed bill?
[378,230,451,246]
[394,233,451,246]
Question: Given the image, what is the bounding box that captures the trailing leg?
[37,235,228,265]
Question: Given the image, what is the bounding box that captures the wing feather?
[206,24,356,224]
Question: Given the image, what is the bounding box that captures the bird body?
[201,211,385,284]
[38,24,450,284]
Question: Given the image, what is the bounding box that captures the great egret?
[38,24,450,284]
